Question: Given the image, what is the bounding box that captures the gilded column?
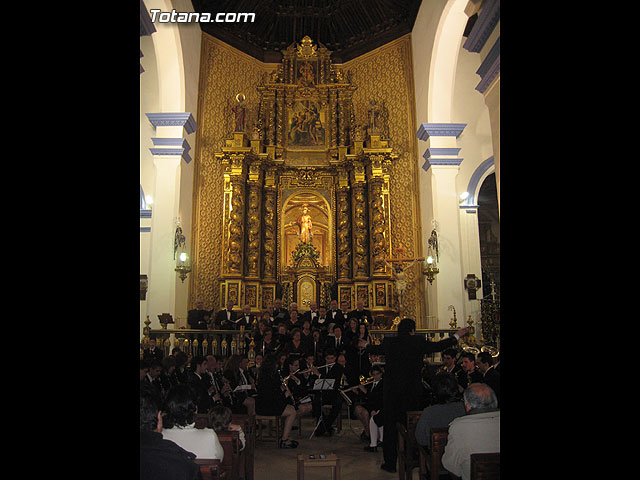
[351,161,369,279]
[336,168,352,281]
[329,89,337,148]
[276,89,285,147]
[245,162,262,279]
[227,173,245,276]
[262,168,277,281]
[369,176,388,276]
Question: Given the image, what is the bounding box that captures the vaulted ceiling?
[191,0,424,63]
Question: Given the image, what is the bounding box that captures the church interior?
[140,0,500,478]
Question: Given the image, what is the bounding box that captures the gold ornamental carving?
[192,34,421,323]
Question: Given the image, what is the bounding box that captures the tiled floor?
[253,415,418,480]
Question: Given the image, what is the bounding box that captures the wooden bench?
[232,414,255,480]
[194,414,244,480]
[397,410,423,480]
[417,426,449,480]
[194,459,225,480]
[470,453,500,480]
[216,430,241,480]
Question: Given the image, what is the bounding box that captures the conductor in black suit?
[360,318,470,473]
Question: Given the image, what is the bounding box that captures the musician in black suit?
[347,300,374,325]
[477,351,500,406]
[325,324,348,356]
[327,299,346,330]
[353,364,385,450]
[187,355,217,414]
[361,318,469,473]
[143,359,164,400]
[187,299,209,330]
[238,304,256,330]
[143,338,164,363]
[300,301,320,327]
[213,300,238,329]
[311,348,344,437]
[272,298,290,325]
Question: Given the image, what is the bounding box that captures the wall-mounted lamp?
[175,251,192,283]
[423,228,440,284]
[174,222,192,282]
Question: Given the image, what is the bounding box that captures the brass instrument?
[340,375,376,394]
[480,345,499,358]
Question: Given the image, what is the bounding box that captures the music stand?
[309,378,335,439]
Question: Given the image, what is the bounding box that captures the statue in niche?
[367,99,381,134]
[296,205,313,243]
[231,93,246,132]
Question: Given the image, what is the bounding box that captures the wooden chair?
[296,453,341,480]
[470,453,500,480]
[417,427,449,480]
[397,411,423,480]
[255,415,282,443]
[194,459,226,480]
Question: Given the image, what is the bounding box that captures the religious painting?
[356,285,370,308]
[339,286,352,313]
[374,283,386,307]
[227,282,239,307]
[295,59,317,86]
[261,285,274,309]
[245,284,258,309]
[288,100,326,147]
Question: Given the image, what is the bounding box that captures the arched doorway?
[477,173,499,297]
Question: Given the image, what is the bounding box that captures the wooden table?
[296,453,341,480]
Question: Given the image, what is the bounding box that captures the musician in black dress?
[255,353,299,448]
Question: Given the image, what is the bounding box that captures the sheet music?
[312,378,335,390]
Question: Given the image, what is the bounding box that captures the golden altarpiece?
[199,36,417,328]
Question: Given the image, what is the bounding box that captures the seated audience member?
[140,384,201,480]
[476,351,500,406]
[441,383,500,480]
[414,373,466,448]
[208,405,246,451]
[161,384,224,460]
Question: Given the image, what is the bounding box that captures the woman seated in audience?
[208,405,246,451]
[161,384,224,460]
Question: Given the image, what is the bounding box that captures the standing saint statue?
[297,205,313,243]
[231,93,246,132]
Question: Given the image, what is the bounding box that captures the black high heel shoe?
[363,445,378,452]
[279,439,299,449]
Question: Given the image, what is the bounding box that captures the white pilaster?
[417,123,467,329]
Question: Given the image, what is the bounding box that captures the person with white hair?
[442,383,500,480]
